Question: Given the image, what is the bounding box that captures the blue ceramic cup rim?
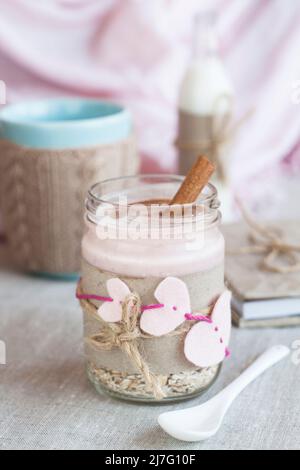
[0,98,132,149]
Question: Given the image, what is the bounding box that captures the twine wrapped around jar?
[77,282,213,400]
[0,137,139,274]
[80,289,165,400]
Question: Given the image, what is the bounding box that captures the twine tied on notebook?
[175,95,253,182]
[236,200,300,274]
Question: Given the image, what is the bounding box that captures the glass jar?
[79,175,227,403]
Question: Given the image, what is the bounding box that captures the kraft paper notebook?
[223,221,300,328]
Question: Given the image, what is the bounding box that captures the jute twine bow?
[176,95,254,182]
[235,200,300,274]
[80,289,165,399]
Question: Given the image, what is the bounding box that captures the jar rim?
[88,174,218,208]
[86,174,221,233]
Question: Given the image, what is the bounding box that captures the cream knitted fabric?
[0,137,139,273]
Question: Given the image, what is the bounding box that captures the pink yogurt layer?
[82,224,224,278]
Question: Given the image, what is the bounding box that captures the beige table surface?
[0,244,299,450]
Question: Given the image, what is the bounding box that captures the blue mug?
[0,98,137,278]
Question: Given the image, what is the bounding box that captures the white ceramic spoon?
[158,345,290,442]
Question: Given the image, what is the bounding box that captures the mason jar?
[78,175,229,403]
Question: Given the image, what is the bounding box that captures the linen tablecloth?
[0,246,299,450]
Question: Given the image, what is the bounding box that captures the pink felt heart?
[184,290,232,368]
[97,278,130,323]
[140,277,190,336]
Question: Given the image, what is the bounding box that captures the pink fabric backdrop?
[0,0,300,202]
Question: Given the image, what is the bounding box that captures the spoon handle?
[222,345,290,405]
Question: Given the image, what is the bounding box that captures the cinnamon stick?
[170,156,215,205]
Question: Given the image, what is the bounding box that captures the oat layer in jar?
[77,175,231,403]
